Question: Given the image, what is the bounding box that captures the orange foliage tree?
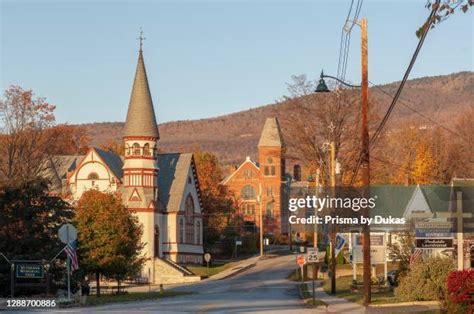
[194,151,236,244]
[75,190,145,295]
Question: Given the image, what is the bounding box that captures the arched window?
[87,172,99,180]
[132,143,141,156]
[267,157,273,164]
[185,195,195,244]
[143,143,151,156]
[196,221,201,245]
[179,218,184,243]
[266,202,274,218]
[241,185,256,200]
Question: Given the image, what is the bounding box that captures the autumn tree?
[194,151,236,244]
[0,86,56,184]
[99,138,124,155]
[280,75,361,185]
[0,178,73,296]
[46,124,90,155]
[75,190,145,295]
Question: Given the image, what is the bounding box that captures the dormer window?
[132,143,140,156]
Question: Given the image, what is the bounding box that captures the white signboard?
[352,246,385,264]
[306,248,319,263]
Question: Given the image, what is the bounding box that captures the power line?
[368,80,470,143]
[349,0,441,185]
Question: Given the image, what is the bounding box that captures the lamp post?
[315,17,371,305]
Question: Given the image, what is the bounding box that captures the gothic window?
[241,185,256,200]
[196,221,201,245]
[266,187,273,197]
[185,194,195,244]
[179,218,184,243]
[132,143,141,156]
[244,169,253,179]
[154,225,160,257]
[143,143,151,156]
[266,202,274,218]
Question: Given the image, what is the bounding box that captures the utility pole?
[360,18,372,306]
[259,184,264,258]
[329,140,336,295]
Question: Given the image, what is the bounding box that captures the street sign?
[235,240,242,246]
[334,234,346,256]
[416,238,453,249]
[58,224,77,244]
[416,229,455,238]
[204,253,211,263]
[296,255,306,266]
[306,248,318,263]
[16,264,44,279]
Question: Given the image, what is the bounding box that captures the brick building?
[222,118,289,235]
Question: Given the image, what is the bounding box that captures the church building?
[222,118,289,235]
[47,42,203,283]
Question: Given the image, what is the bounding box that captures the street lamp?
[315,71,330,93]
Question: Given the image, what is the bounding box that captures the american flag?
[410,248,423,265]
[65,240,79,272]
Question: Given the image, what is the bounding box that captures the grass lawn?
[187,261,237,278]
[322,275,398,305]
[299,283,328,307]
[85,291,192,306]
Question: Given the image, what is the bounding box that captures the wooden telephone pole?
[329,141,337,294]
[360,18,371,306]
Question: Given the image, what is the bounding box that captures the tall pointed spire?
[123,36,159,139]
[258,117,284,147]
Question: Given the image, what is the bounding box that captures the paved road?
[56,255,313,313]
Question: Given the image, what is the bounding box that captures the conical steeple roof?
[123,48,160,139]
[258,117,284,147]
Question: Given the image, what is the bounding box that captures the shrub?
[394,257,454,302]
[443,269,474,313]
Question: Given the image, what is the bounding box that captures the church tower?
[122,38,161,263]
[258,117,285,235]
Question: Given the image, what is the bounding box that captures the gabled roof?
[93,147,124,180]
[123,49,160,139]
[258,117,284,147]
[43,155,84,193]
[157,153,200,212]
[221,156,259,185]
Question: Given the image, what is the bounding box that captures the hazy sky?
[1,0,472,124]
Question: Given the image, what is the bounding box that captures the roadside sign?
[16,264,44,279]
[415,221,453,229]
[416,229,455,238]
[58,224,77,244]
[306,248,318,263]
[296,255,306,266]
[299,246,305,253]
[352,246,385,264]
[235,240,242,246]
[416,238,453,249]
[353,233,385,247]
[264,238,269,246]
[204,253,211,263]
[334,234,346,256]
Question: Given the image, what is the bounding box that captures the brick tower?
[257,117,285,235]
